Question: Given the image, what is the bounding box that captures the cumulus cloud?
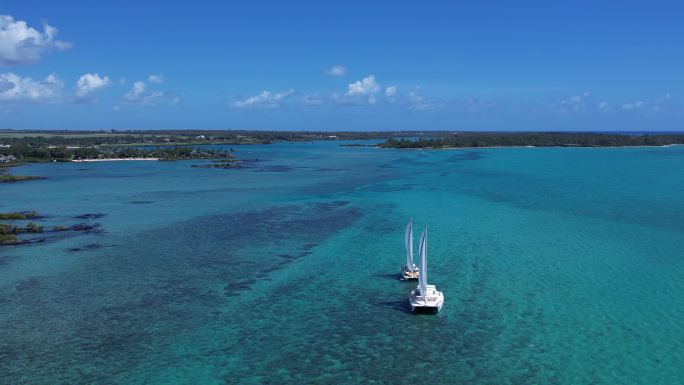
[325,65,346,77]
[232,89,295,108]
[335,75,383,105]
[0,14,72,66]
[147,74,164,84]
[123,80,174,106]
[347,75,380,96]
[385,86,397,97]
[0,72,63,102]
[74,73,111,99]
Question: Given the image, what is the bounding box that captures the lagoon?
[1,141,683,384]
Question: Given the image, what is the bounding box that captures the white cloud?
[232,89,295,108]
[0,14,72,66]
[303,94,323,106]
[407,90,440,110]
[147,74,164,84]
[123,80,169,106]
[385,86,397,97]
[75,73,111,98]
[598,101,612,112]
[347,75,380,96]
[552,91,591,113]
[0,72,63,102]
[325,65,346,77]
[621,94,672,112]
[622,101,645,110]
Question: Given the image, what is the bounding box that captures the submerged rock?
[74,213,106,220]
[68,243,105,252]
[70,223,103,233]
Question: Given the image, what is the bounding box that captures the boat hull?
[400,273,419,281]
[410,303,443,313]
[401,265,419,281]
[409,288,444,313]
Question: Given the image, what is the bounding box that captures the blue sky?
[1,1,683,131]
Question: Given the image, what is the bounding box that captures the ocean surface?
[1,141,683,384]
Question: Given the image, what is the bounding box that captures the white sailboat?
[409,225,444,313]
[401,217,419,280]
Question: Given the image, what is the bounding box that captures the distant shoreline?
[379,132,684,149]
[431,144,684,150]
[72,158,160,162]
[370,143,684,150]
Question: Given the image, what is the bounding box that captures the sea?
[1,141,683,384]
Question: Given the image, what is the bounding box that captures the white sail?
[405,217,414,270]
[418,225,428,296]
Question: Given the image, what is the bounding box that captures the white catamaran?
[401,217,419,280]
[409,225,444,313]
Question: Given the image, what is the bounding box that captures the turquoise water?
[1,142,683,384]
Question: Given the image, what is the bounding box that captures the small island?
[378,132,684,149]
[0,210,106,246]
[0,174,45,183]
[0,221,44,245]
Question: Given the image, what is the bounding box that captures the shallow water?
[1,141,683,384]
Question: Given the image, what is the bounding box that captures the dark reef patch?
[448,151,485,163]
[0,200,362,383]
[309,200,349,211]
[252,164,296,173]
[69,223,103,233]
[15,277,41,292]
[75,213,106,220]
[68,243,108,252]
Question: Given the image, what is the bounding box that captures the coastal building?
[0,155,17,163]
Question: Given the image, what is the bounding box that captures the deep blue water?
[1,141,683,384]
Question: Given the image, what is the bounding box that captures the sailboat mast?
[419,225,428,295]
[405,217,414,269]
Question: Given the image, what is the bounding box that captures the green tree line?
[380,132,684,148]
